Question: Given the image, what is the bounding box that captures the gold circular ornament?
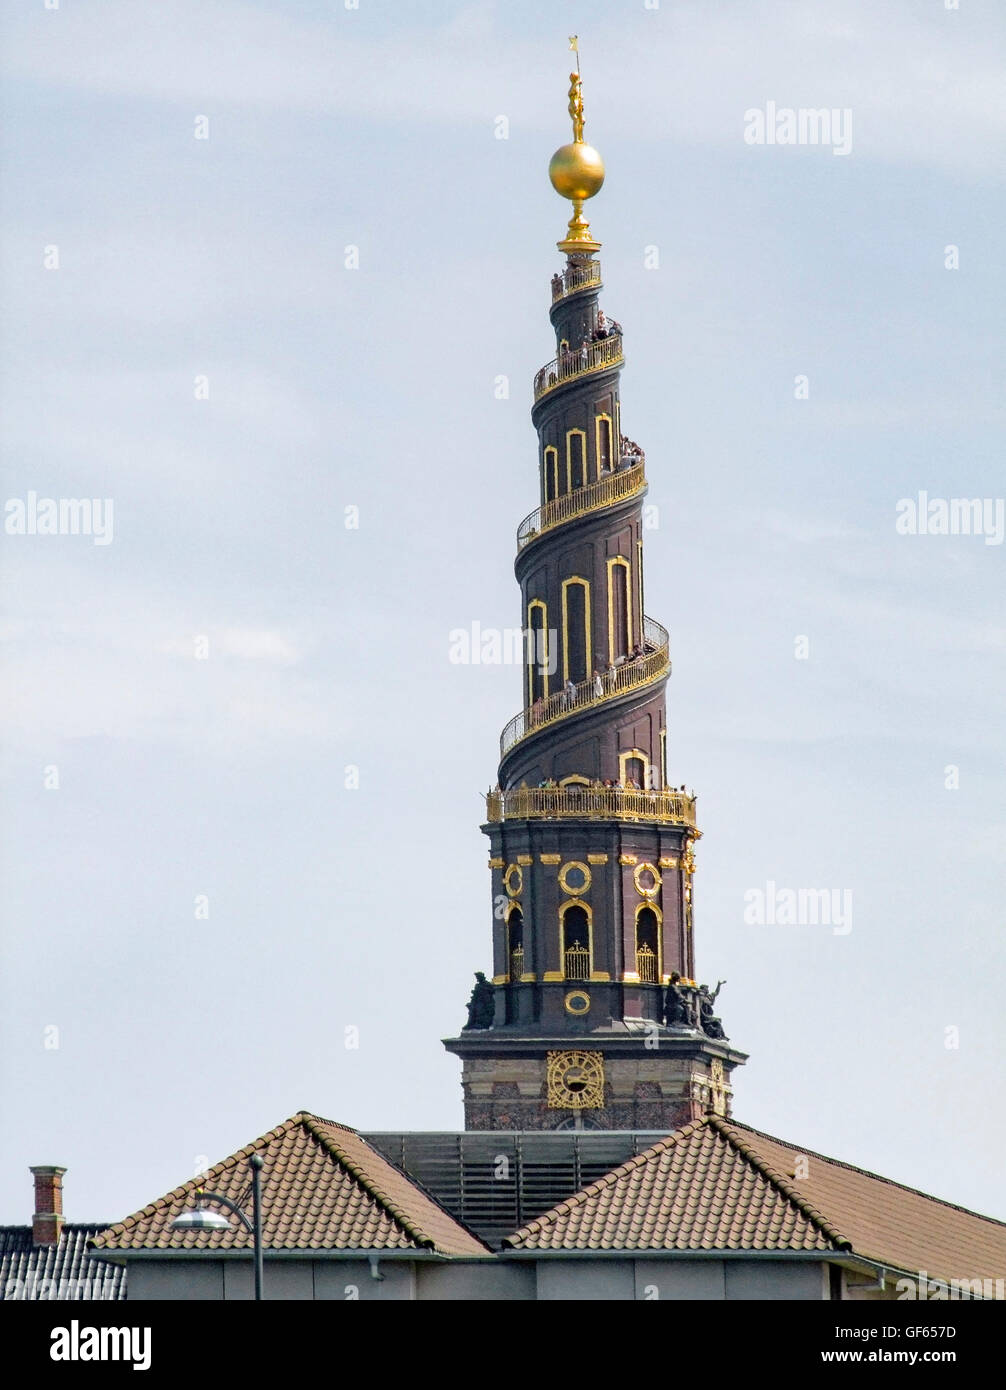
[503,863,523,897]
[547,1050,605,1110]
[564,990,591,1016]
[558,860,591,896]
[633,862,662,898]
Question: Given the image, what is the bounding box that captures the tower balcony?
[550,261,602,304]
[533,332,623,403]
[499,615,669,758]
[485,783,697,829]
[516,459,646,553]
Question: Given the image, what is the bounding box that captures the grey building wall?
[126,1261,225,1301]
[116,1254,833,1300]
[121,1259,418,1301]
[416,1262,535,1301]
[536,1258,636,1300]
[534,1258,828,1301]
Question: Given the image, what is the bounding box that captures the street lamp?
[172,1153,265,1300]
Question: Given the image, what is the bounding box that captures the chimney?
[30,1166,67,1247]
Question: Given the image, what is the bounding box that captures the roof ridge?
[726,1119,1006,1232]
[502,1118,709,1247]
[301,1116,437,1251]
[91,1113,307,1243]
[299,1110,359,1137]
[708,1116,851,1250]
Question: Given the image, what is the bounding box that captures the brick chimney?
[30,1165,66,1247]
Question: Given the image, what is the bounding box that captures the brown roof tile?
[91,1113,488,1258]
[503,1118,844,1253]
[504,1115,1006,1284]
[721,1120,1006,1285]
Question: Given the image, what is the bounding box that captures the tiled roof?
[722,1120,1006,1285]
[504,1116,1006,1284]
[91,1113,488,1258]
[503,1116,847,1253]
[0,1225,126,1300]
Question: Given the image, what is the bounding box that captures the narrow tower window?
[596,414,613,476]
[561,577,591,685]
[607,557,631,662]
[527,600,549,705]
[567,430,586,492]
[561,903,591,981]
[507,906,525,982]
[544,446,559,503]
[620,751,647,788]
[635,906,660,983]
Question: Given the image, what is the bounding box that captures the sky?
[1,0,1004,1228]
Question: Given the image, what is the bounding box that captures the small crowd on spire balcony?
[530,641,656,726]
[521,776,695,795]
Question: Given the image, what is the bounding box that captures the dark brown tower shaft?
[444,251,745,1132]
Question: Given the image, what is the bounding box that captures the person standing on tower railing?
[592,669,603,698]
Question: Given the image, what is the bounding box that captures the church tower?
[444,62,746,1130]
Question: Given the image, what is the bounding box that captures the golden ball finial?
[550,64,604,253]
[548,142,605,203]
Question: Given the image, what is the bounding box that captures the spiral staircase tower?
[444,65,746,1130]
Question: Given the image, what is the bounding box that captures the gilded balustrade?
[499,616,669,757]
[550,261,602,304]
[636,944,659,983]
[516,460,646,552]
[485,784,697,829]
[533,333,624,403]
[563,945,591,981]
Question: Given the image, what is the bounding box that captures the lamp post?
[172,1153,265,1300]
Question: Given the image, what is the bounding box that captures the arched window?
[619,749,649,789]
[607,557,632,662]
[561,577,591,685]
[567,430,587,492]
[543,446,559,503]
[507,906,525,982]
[595,414,613,476]
[527,600,549,705]
[561,903,591,981]
[635,905,660,983]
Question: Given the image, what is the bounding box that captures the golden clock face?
[547,1050,605,1110]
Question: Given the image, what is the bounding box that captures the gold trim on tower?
[558,861,591,896]
[503,863,523,897]
[633,862,662,897]
[561,575,592,684]
[606,555,632,662]
[547,1049,605,1109]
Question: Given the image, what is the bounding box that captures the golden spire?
[548,38,605,255]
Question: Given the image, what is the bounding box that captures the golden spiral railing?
[533,333,623,403]
[486,785,697,828]
[516,460,646,552]
[499,616,669,757]
[550,261,602,304]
